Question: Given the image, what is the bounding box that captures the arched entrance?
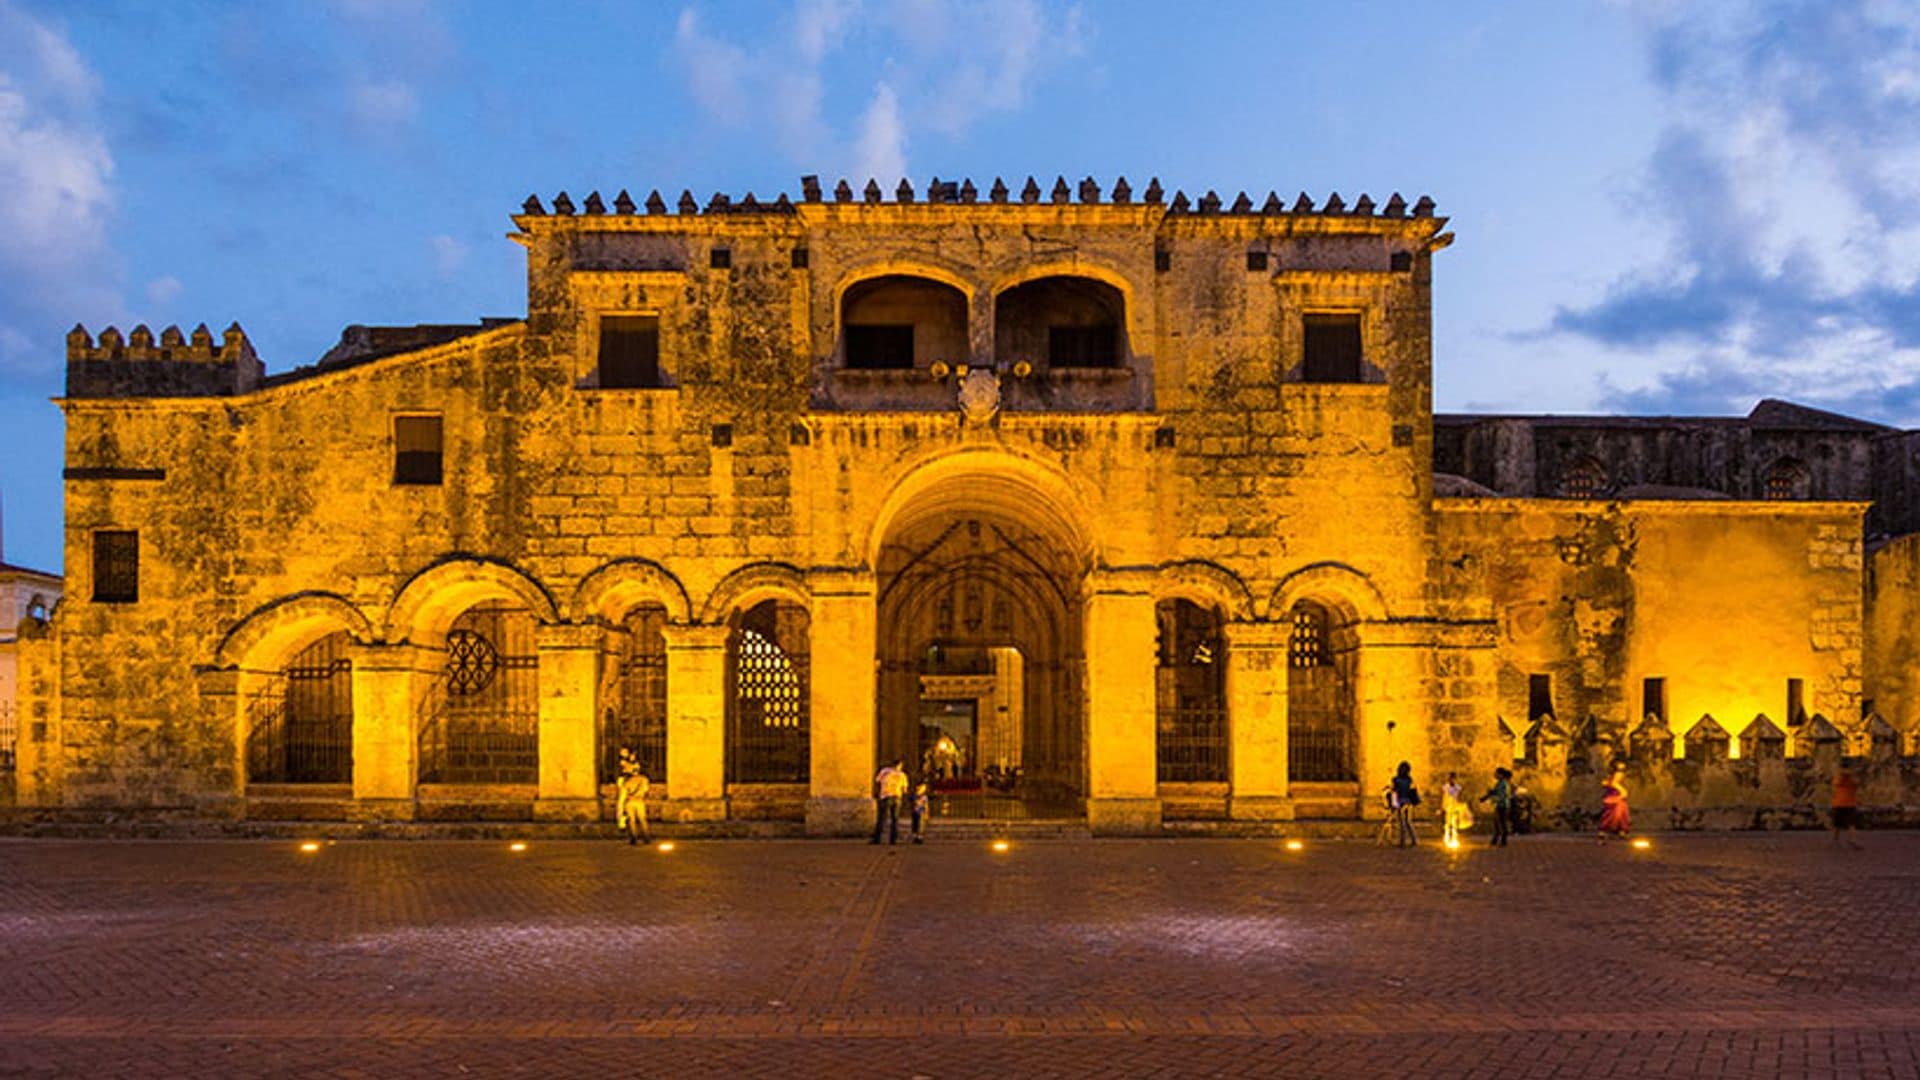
[873,466,1092,820]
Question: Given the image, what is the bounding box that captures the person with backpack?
[1389,761,1421,848]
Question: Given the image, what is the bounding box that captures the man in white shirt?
[870,759,908,845]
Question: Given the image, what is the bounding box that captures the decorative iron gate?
[417,604,539,784]
[1287,601,1357,782]
[245,632,353,783]
[602,605,668,784]
[726,599,809,783]
[1156,599,1228,782]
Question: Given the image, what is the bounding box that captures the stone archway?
[872,468,1093,819]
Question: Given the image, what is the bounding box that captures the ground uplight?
[298,841,320,854]
[509,841,528,853]
[1284,839,1305,852]
[991,840,1011,853]
[657,841,676,853]
[1631,838,1652,850]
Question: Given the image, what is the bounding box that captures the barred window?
[1289,603,1329,668]
[91,530,138,603]
[1764,459,1807,500]
[392,415,443,486]
[1558,457,1608,499]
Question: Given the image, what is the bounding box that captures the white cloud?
[348,78,420,131]
[0,3,121,378]
[670,0,1086,182]
[854,82,906,182]
[145,276,183,307]
[428,234,467,278]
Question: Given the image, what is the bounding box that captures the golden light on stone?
[1284,839,1305,852]
[1632,838,1652,850]
[298,841,320,854]
[991,839,1011,853]
[509,841,527,852]
[657,841,676,853]
[1444,836,1461,851]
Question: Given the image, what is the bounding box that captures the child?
[1441,772,1470,847]
[910,782,929,844]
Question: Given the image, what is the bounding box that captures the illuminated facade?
[14,176,1916,831]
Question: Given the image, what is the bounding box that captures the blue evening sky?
[2,0,1917,574]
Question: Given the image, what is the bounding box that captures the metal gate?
[1156,599,1228,782]
[1287,601,1356,782]
[417,604,539,784]
[602,606,668,784]
[245,632,353,783]
[726,599,810,784]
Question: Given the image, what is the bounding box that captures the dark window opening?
[1302,314,1363,383]
[709,247,731,269]
[1390,251,1413,272]
[1246,251,1268,272]
[790,247,809,269]
[1559,458,1609,499]
[1765,459,1807,500]
[1048,324,1119,368]
[1643,677,1666,721]
[1787,678,1806,725]
[91,529,138,603]
[845,324,915,370]
[392,415,443,486]
[1155,249,1171,272]
[597,315,664,389]
[1528,673,1553,721]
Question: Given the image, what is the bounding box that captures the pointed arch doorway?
[873,468,1091,821]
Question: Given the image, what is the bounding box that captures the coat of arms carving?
[957,367,1000,422]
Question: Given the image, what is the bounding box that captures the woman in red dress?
[1597,764,1631,842]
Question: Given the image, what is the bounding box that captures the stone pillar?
[11,621,60,807]
[1353,624,1430,819]
[807,571,877,835]
[1225,620,1292,821]
[1084,577,1161,834]
[196,667,246,816]
[348,642,428,820]
[663,624,729,822]
[535,623,603,821]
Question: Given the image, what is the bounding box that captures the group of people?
[870,759,931,845]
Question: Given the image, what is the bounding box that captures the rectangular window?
[845,324,914,369]
[1302,313,1364,383]
[596,315,663,389]
[393,415,443,486]
[1787,678,1805,724]
[1049,324,1118,368]
[92,530,138,603]
[1528,673,1553,720]
[1643,677,1666,721]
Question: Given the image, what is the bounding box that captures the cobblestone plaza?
[4,833,1919,1078]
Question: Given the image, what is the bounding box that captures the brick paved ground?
[3,832,1920,1078]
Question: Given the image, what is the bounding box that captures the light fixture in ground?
[1284,839,1305,852]
[657,841,676,853]
[1631,838,1652,850]
[298,841,320,854]
[509,841,527,852]
[991,840,1011,853]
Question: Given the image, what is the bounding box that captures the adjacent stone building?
[13,176,1916,832]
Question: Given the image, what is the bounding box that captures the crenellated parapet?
[65,321,264,398]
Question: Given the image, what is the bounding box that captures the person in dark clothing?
[1479,766,1513,847]
[1389,761,1421,848]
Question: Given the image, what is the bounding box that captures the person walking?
[1831,765,1863,849]
[614,747,652,846]
[910,781,930,844]
[1479,767,1513,847]
[1597,764,1631,843]
[871,759,908,845]
[1390,762,1421,848]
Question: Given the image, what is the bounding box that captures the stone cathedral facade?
[14,176,1920,833]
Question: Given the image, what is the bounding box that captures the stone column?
[807,570,877,836]
[1083,575,1161,834]
[1353,623,1429,820]
[535,623,603,822]
[348,642,429,820]
[1225,620,1292,821]
[196,666,246,816]
[663,624,729,821]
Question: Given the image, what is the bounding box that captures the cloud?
[671,0,1085,181]
[145,276,183,307]
[348,78,420,132]
[0,1,121,379]
[854,82,905,182]
[1555,1,1920,424]
[428,234,467,278]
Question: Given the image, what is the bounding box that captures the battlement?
[65,322,264,398]
[514,175,1439,224]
